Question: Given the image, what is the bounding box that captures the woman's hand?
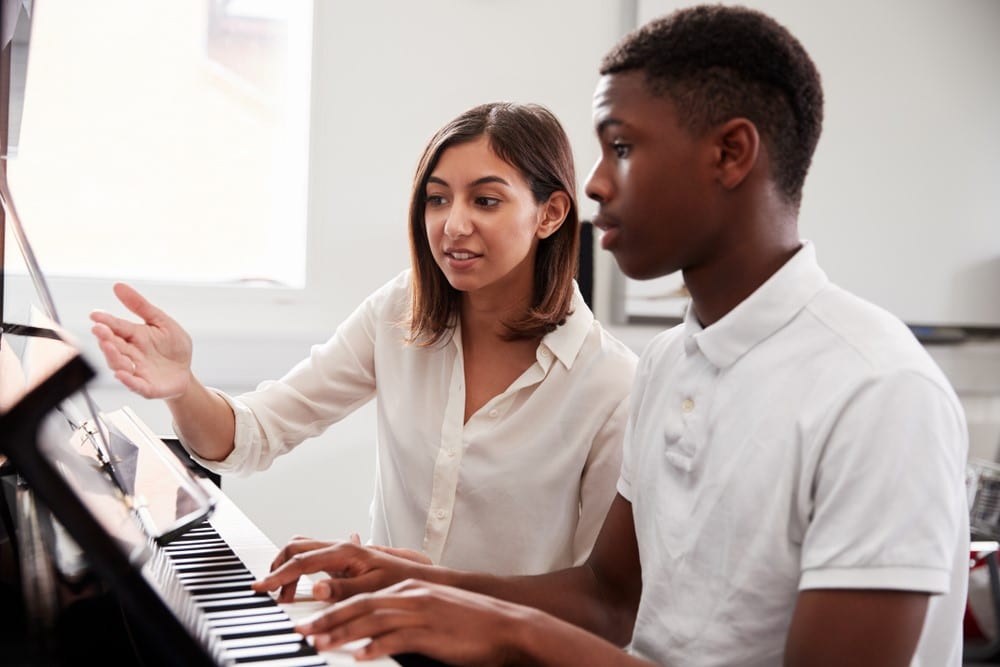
[89,282,194,399]
[251,536,434,603]
[349,531,434,566]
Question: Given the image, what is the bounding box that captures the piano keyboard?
[143,490,400,667]
[158,521,328,666]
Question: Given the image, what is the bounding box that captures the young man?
[253,6,970,665]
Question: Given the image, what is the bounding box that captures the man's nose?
[584,158,610,204]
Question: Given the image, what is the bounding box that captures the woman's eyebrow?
[426,175,511,188]
[470,175,510,188]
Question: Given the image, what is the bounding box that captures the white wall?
[635,0,1000,328]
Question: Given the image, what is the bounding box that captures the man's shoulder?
[806,284,942,374]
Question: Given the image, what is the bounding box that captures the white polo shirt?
[620,242,968,666]
[187,269,637,575]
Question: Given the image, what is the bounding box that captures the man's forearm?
[427,564,636,647]
[507,606,654,667]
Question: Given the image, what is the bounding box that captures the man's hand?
[296,579,527,665]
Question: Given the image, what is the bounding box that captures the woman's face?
[424,136,556,303]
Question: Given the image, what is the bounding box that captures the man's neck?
[685,221,801,328]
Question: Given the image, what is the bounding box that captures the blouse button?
[488,409,499,418]
[435,509,446,520]
[681,398,695,413]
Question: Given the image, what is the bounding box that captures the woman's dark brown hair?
[407,102,579,345]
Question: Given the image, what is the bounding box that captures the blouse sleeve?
[185,272,410,474]
[572,390,632,565]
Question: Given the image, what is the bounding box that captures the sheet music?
[100,406,217,543]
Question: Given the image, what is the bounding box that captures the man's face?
[585,71,720,281]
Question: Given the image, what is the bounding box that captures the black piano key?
[196,598,278,614]
[212,619,296,637]
[232,657,327,667]
[187,583,262,596]
[230,641,325,663]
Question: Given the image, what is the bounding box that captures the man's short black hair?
[601,4,824,206]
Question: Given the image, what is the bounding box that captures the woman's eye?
[612,141,631,159]
[425,194,447,206]
[475,197,500,208]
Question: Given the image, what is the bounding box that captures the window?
[6,0,313,287]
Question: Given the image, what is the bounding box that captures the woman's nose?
[442,202,474,238]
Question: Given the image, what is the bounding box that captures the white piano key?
[225,642,311,660]
[179,573,256,585]
[204,607,288,621]
[211,619,295,636]
[221,632,308,649]
[209,612,287,628]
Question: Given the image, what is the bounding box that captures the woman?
[90,102,637,575]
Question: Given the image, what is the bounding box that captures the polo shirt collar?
[685,241,829,368]
[540,281,593,371]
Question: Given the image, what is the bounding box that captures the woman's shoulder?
[363,269,413,310]
[573,317,639,380]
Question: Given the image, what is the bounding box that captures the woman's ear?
[537,190,571,239]
[712,118,760,191]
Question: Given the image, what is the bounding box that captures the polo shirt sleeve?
[799,370,968,594]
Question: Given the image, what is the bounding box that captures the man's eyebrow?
[596,118,623,134]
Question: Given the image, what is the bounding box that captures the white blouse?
[188,270,637,575]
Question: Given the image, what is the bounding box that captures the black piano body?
[0,354,448,667]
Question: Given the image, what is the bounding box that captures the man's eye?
[612,142,631,159]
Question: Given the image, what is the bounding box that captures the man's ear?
[537,190,571,239]
[712,118,760,191]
